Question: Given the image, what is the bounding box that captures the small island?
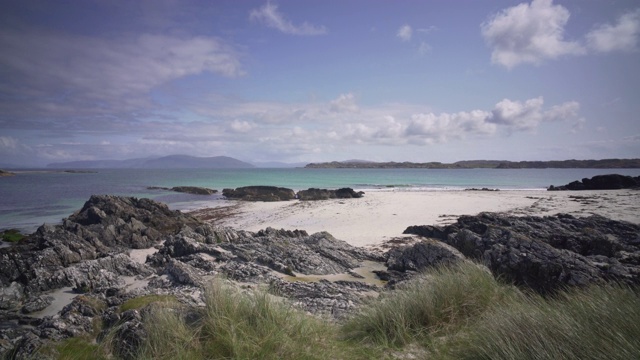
[0,169,15,177]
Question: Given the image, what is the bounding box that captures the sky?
[0,0,639,166]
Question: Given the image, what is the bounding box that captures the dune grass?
[446,284,640,360]
[134,281,375,360]
[341,261,521,348]
[94,263,640,359]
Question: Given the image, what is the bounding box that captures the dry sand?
[193,189,640,247]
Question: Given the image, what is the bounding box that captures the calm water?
[2,168,640,233]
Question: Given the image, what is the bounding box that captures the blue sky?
[0,0,639,166]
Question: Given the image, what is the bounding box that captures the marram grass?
[341,261,522,348]
[45,262,639,359]
[445,284,640,360]
[134,280,375,360]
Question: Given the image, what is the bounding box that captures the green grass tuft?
[134,281,369,359]
[341,261,520,348]
[446,284,640,360]
[134,280,376,360]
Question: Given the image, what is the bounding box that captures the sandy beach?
[191,189,640,248]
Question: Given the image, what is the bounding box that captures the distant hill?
[251,161,308,168]
[48,155,255,169]
[305,159,640,169]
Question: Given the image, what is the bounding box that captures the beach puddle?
[31,287,77,319]
[129,247,159,264]
[280,260,387,287]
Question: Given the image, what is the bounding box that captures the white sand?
[207,189,640,247]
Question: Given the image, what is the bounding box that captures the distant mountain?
[305,158,640,169]
[251,161,308,168]
[47,155,255,169]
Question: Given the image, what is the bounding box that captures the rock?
[21,296,54,314]
[0,282,24,310]
[297,188,364,200]
[165,259,204,287]
[171,186,217,195]
[222,186,296,201]
[404,213,640,294]
[270,278,379,318]
[385,239,465,272]
[148,186,218,195]
[548,174,640,190]
[68,195,200,243]
[0,170,15,177]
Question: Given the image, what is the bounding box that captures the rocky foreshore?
[548,174,640,191]
[1,194,639,357]
[0,195,383,357]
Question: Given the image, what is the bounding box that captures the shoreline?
[191,189,640,248]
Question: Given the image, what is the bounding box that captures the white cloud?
[0,136,18,150]
[0,31,244,121]
[488,97,579,131]
[229,120,254,133]
[249,2,327,35]
[330,93,359,113]
[397,24,413,41]
[481,0,584,68]
[418,42,432,55]
[586,9,640,53]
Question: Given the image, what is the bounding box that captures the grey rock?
[548,174,640,191]
[222,186,296,201]
[171,186,217,195]
[386,239,465,272]
[21,296,54,314]
[404,212,640,294]
[297,188,364,200]
[0,282,24,311]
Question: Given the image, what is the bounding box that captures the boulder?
[385,239,465,272]
[548,174,640,191]
[222,186,296,201]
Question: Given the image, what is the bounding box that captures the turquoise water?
[2,168,640,233]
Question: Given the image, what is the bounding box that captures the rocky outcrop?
[548,174,640,191]
[222,186,296,201]
[147,186,218,195]
[404,213,640,294]
[0,195,388,357]
[0,169,15,177]
[297,188,364,200]
[0,195,197,296]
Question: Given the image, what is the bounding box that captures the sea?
[2,167,640,234]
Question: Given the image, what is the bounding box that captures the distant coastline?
[305,158,640,169]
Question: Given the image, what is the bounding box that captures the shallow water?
[280,260,387,287]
